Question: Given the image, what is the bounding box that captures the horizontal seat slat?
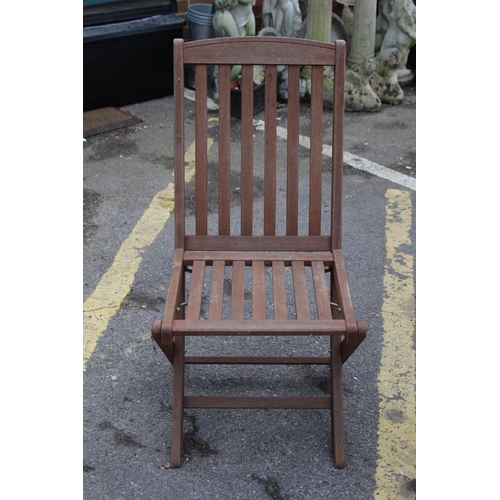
[312,260,333,320]
[231,261,246,319]
[252,260,267,320]
[272,261,288,320]
[292,261,311,320]
[186,260,205,320]
[208,260,225,320]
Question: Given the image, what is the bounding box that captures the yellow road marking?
[374,189,416,499]
[83,133,214,368]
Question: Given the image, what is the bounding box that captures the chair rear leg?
[330,335,345,468]
[170,335,185,467]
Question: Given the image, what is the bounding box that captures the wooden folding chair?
[152,36,366,468]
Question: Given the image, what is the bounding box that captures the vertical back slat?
[218,65,232,236]
[174,39,185,249]
[252,260,266,319]
[332,42,346,249]
[264,65,277,236]
[286,65,301,236]
[241,64,254,236]
[309,65,324,236]
[195,65,208,235]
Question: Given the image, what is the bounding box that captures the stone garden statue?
[345,56,381,112]
[375,0,393,53]
[262,0,302,38]
[343,0,415,110]
[213,0,256,38]
[370,48,405,104]
[369,0,416,104]
[212,0,257,101]
[378,0,416,85]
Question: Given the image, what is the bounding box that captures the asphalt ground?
[82,84,416,500]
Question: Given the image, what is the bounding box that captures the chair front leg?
[170,335,185,468]
[170,268,186,468]
[330,334,345,468]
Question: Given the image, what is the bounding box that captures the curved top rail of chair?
[180,37,345,66]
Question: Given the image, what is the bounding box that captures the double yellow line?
[83,124,416,498]
[374,189,416,498]
[83,134,214,368]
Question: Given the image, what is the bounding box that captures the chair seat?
[162,249,360,340]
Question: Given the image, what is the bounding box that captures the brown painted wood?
[186,260,205,320]
[184,356,330,365]
[264,64,277,236]
[195,65,208,236]
[183,37,337,66]
[171,319,346,335]
[230,261,245,319]
[341,320,367,364]
[286,65,300,236]
[184,251,334,265]
[332,249,358,347]
[151,322,174,363]
[330,335,344,467]
[160,249,185,346]
[208,260,225,320]
[241,64,254,236]
[184,396,332,409]
[218,64,231,236]
[173,39,185,249]
[155,38,365,470]
[311,261,333,320]
[272,261,288,320]
[185,235,332,251]
[309,65,324,236]
[291,261,311,320]
[170,335,185,467]
[332,42,346,249]
[252,260,267,320]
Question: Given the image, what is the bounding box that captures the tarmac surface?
[83,83,416,500]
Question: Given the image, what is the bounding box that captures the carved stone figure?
[378,0,416,84]
[212,0,257,100]
[213,0,256,37]
[262,0,302,37]
[370,49,405,104]
[345,57,381,112]
[337,0,355,38]
[375,0,393,54]
[213,0,239,37]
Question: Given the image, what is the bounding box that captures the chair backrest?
[173,37,346,252]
